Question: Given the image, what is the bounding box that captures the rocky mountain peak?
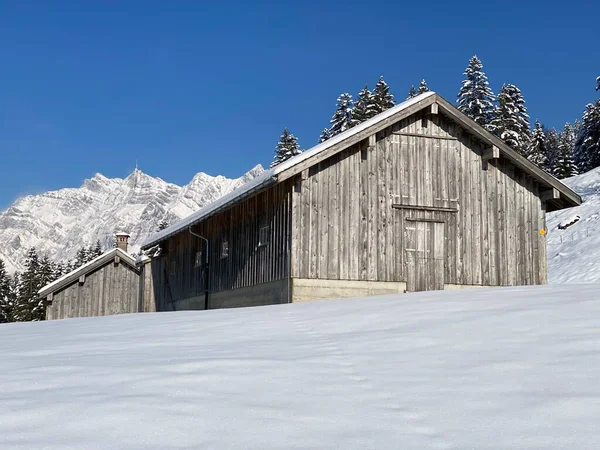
[0,165,265,274]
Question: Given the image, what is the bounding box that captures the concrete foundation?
[209,279,290,309]
[292,278,407,303]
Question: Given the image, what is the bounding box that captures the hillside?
[547,167,600,283]
[1,285,599,449]
[0,166,264,273]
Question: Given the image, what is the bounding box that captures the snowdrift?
[548,166,600,282]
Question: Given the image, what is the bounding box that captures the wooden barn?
[140,92,581,310]
[40,234,149,320]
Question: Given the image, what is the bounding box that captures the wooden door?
[405,220,445,292]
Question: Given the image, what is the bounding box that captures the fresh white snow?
[548,167,600,283]
[2,285,600,449]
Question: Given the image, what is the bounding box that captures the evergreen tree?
[596,76,599,91]
[544,128,560,175]
[53,261,66,279]
[457,55,496,130]
[488,83,531,155]
[406,85,417,100]
[353,86,377,124]
[75,247,88,269]
[318,128,331,144]
[5,272,20,323]
[93,240,103,257]
[418,79,429,94]
[270,127,301,168]
[328,93,355,138]
[14,248,45,322]
[526,120,549,171]
[372,76,395,114]
[38,256,56,291]
[574,100,600,172]
[0,259,12,323]
[554,123,579,179]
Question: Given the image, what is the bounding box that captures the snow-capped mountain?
[0,166,264,274]
[547,167,600,283]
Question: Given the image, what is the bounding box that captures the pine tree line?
[308,57,598,179]
[0,242,105,323]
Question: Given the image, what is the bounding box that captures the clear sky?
[1,0,598,209]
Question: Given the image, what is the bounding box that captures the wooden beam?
[392,204,458,213]
[392,132,457,140]
[426,103,438,115]
[46,293,53,303]
[78,275,85,284]
[405,217,445,223]
[482,145,500,161]
[541,188,560,201]
[114,256,121,265]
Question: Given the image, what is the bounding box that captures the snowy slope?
[0,166,263,274]
[547,167,600,283]
[1,285,599,449]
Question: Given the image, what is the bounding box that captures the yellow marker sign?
[539,229,547,236]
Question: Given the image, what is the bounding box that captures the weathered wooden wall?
[139,259,156,312]
[150,180,293,310]
[290,110,547,288]
[46,261,140,320]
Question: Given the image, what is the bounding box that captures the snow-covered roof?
[142,91,581,249]
[142,93,437,248]
[38,248,138,298]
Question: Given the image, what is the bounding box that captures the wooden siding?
[46,261,139,320]
[291,110,547,287]
[149,180,293,310]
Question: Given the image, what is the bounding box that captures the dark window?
[259,226,270,247]
[221,241,229,259]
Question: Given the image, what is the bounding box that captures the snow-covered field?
[548,167,600,283]
[2,285,600,449]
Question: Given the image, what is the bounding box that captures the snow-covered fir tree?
[38,256,56,291]
[75,247,88,268]
[318,128,331,143]
[596,76,600,91]
[488,83,530,155]
[574,100,600,172]
[14,248,45,322]
[544,128,560,175]
[270,128,301,168]
[328,93,355,138]
[372,76,395,114]
[353,86,377,124]
[526,120,549,171]
[406,85,417,100]
[457,55,496,130]
[0,259,12,323]
[418,79,429,94]
[157,220,169,231]
[93,240,103,257]
[554,123,579,179]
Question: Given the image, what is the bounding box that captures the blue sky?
[1,0,598,209]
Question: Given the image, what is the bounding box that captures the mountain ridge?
[0,165,265,274]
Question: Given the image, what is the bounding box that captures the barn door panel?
[405,221,445,292]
